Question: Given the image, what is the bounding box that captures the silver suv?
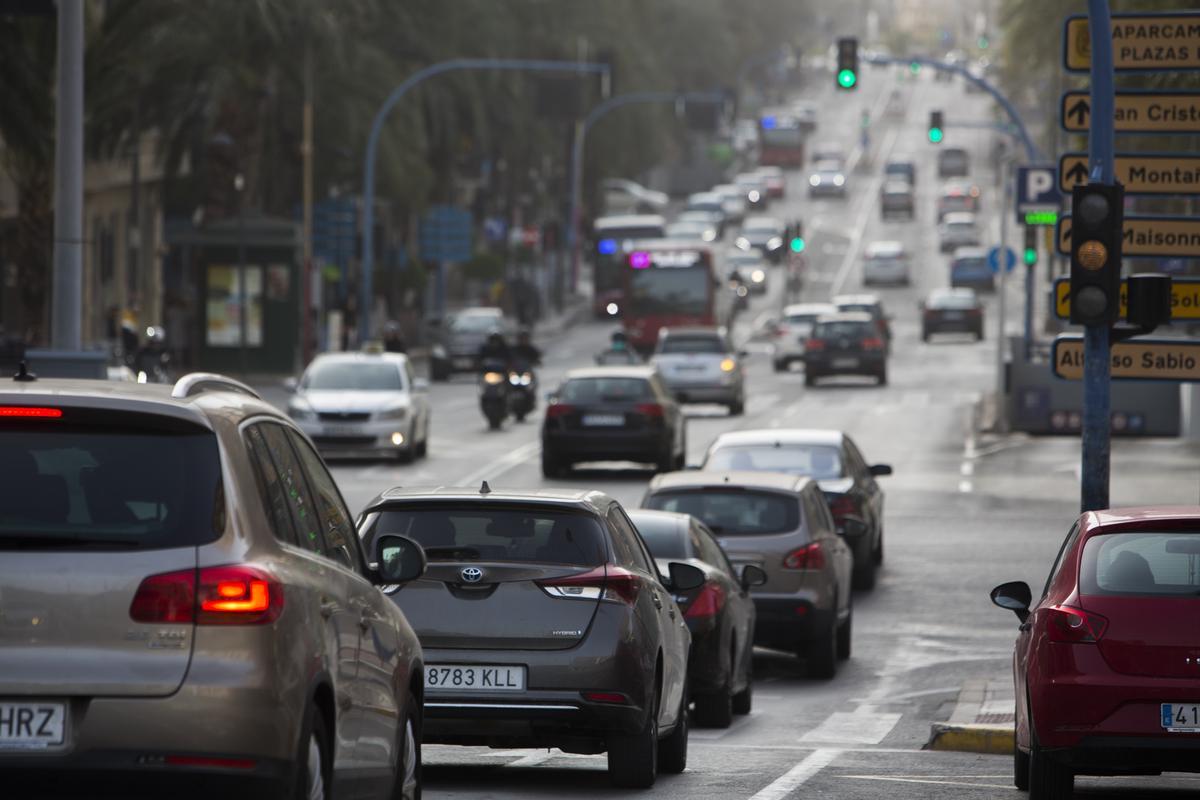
[651,327,746,415]
[0,372,425,798]
[641,471,853,679]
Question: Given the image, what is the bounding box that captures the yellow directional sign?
[1065,13,1200,72]
[1059,152,1200,195]
[1053,336,1200,382]
[1060,91,1200,133]
[1053,277,1200,320]
[1057,215,1200,259]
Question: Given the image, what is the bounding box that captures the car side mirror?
[739,564,768,589]
[282,376,299,393]
[738,349,749,358]
[374,534,427,585]
[869,464,893,477]
[667,562,705,592]
[990,581,1032,623]
[838,517,869,539]
[413,378,430,392]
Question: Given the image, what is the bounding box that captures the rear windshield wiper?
[0,533,144,549]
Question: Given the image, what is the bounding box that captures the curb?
[926,722,1015,755]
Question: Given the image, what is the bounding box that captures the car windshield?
[305,362,403,391]
[362,506,607,566]
[704,444,844,479]
[559,377,653,403]
[1080,532,1200,597]
[643,490,799,535]
[450,314,501,333]
[628,265,709,316]
[0,420,223,550]
[659,335,725,354]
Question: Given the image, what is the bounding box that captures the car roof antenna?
[480,480,491,495]
[13,361,36,382]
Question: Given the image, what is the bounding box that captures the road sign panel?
[1053,277,1200,320]
[1060,90,1200,133]
[1056,215,1200,259]
[987,246,1017,275]
[1053,336,1200,382]
[1015,165,1061,226]
[1064,13,1200,73]
[1059,152,1200,196]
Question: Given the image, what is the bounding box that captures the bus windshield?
[628,266,710,316]
[761,126,804,147]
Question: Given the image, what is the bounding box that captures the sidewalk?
[926,678,1016,755]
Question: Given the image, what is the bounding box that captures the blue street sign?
[419,205,473,263]
[988,246,1017,275]
[1015,165,1062,225]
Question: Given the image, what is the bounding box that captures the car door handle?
[320,598,337,620]
[652,593,663,609]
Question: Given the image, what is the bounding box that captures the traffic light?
[1023,226,1037,266]
[836,37,858,90]
[788,221,805,253]
[928,110,944,144]
[1069,182,1125,326]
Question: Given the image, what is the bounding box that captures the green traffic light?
[977,36,990,50]
[928,127,944,144]
[909,61,920,75]
[790,237,805,253]
[1024,247,1037,266]
[837,69,857,89]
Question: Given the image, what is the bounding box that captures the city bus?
[621,240,734,352]
[758,113,806,169]
[591,214,667,317]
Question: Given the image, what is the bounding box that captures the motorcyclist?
[383,321,407,354]
[510,328,542,367]
[595,329,642,365]
[477,329,512,369]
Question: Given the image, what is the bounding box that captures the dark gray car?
[357,486,704,788]
[429,307,514,381]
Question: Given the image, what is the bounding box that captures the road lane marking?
[799,709,901,745]
[748,748,841,800]
[840,775,1010,789]
[459,440,541,487]
[828,126,901,298]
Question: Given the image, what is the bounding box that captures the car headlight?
[735,237,751,250]
[375,406,408,420]
[833,175,845,186]
[483,371,505,385]
[720,358,737,373]
[431,344,447,359]
[606,302,620,316]
[702,230,717,242]
[288,402,317,422]
[767,237,783,251]
[809,175,821,187]
[751,269,766,283]
[748,190,761,202]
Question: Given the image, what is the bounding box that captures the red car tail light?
[806,339,826,351]
[827,494,856,520]
[783,542,826,570]
[545,403,575,419]
[538,565,641,605]
[0,406,64,418]
[130,565,283,626]
[635,403,664,420]
[1045,605,1108,644]
[861,337,885,350]
[684,582,726,619]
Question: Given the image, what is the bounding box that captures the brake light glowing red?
[806,339,826,351]
[783,542,826,570]
[1045,605,1108,644]
[861,337,885,350]
[0,406,63,418]
[130,565,282,625]
[636,403,663,419]
[545,403,575,419]
[684,582,726,619]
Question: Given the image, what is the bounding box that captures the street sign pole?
[996,157,1012,432]
[1082,0,1116,513]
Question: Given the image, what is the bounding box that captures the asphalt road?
[311,65,1200,799]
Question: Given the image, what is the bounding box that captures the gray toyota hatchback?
[0,372,425,799]
[356,485,705,788]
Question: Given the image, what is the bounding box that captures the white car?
[938,211,981,253]
[601,178,669,215]
[771,302,837,372]
[727,248,769,295]
[862,240,911,286]
[651,327,746,415]
[288,351,431,462]
[711,184,749,224]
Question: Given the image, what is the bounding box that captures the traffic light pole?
[566,90,728,299]
[358,59,609,344]
[1081,0,1117,513]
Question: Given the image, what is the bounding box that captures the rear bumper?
[1051,735,1200,775]
[665,383,740,405]
[543,430,669,463]
[804,353,886,376]
[925,317,982,334]
[751,596,830,650]
[295,418,414,456]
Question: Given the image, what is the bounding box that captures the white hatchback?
[862,241,911,286]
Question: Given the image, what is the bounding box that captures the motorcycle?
[478,359,511,430]
[507,362,538,422]
[121,324,171,383]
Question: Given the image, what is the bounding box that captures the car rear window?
[704,444,843,479]
[1080,532,1200,597]
[659,335,725,354]
[304,362,403,391]
[0,416,224,550]
[361,505,607,566]
[929,292,978,310]
[450,313,501,333]
[559,377,653,403]
[814,321,873,338]
[953,257,987,271]
[643,490,799,535]
[633,520,690,560]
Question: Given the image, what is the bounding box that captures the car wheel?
[921,330,930,342]
[773,359,787,373]
[1029,731,1072,799]
[541,450,564,479]
[657,686,689,773]
[732,680,753,716]
[1015,736,1031,791]
[874,531,884,565]
[674,432,687,471]
[803,618,838,680]
[804,372,817,387]
[694,683,733,729]
[728,399,744,416]
[291,704,331,800]
[852,556,877,591]
[607,696,658,787]
[976,329,985,341]
[391,702,422,800]
[836,606,853,661]
[415,433,428,459]
[876,368,888,386]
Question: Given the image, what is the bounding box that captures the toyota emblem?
[460,567,484,583]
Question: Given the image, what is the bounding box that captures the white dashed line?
[748,748,842,800]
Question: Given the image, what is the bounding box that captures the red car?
[991,507,1200,799]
